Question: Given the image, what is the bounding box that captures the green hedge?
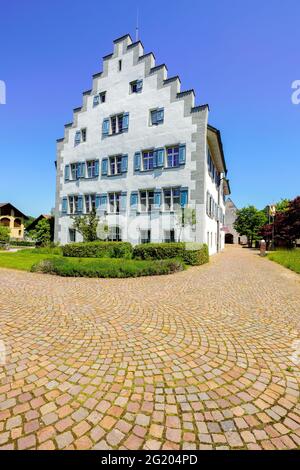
[133,242,209,266]
[9,240,36,247]
[31,257,185,278]
[62,241,133,259]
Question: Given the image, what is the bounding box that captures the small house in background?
[224,198,247,244]
[26,214,54,241]
[0,203,28,239]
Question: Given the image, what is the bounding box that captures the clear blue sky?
[0,0,299,217]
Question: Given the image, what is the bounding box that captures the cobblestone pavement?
[0,246,300,450]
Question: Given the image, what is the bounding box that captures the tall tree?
[29,219,51,246]
[234,206,267,247]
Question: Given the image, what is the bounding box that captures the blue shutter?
[102,118,109,137]
[121,155,128,173]
[134,152,141,171]
[180,189,188,208]
[179,144,186,165]
[96,195,101,209]
[62,197,68,214]
[76,163,81,179]
[95,160,99,177]
[64,165,70,181]
[136,80,143,93]
[75,131,81,145]
[121,192,127,211]
[130,192,138,209]
[122,113,129,132]
[154,190,162,209]
[100,194,107,210]
[156,148,165,168]
[77,195,83,213]
[157,108,164,123]
[101,158,108,176]
[93,95,100,106]
[81,162,86,178]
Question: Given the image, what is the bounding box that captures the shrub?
[31,257,185,278]
[62,241,133,259]
[133,242,209,266]
[9,240,36,247]
[0,226,10,243]
[27,246,63,255]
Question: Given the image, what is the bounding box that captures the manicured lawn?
[0,250,59,271]
[267,249,300,274]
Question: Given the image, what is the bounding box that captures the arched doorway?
[225,233,234,244]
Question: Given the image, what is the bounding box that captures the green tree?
[175,207,197,242]
[72,209,99,242]
[276,198,290,213]
[234,206,267,247]
[0,225,10,243]
[30,219,51,246]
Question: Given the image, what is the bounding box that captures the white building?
[54,34,230,254]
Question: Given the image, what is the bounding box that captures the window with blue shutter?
[62,197,68,214]
[96,195,101,209]
[122,113,129,132]
[100,194,107,210]
[75,131,81,145]
[121,155,128,173]
[130,192,138,209]
[76,163,81,179]
[121,192,127,211]
[154,190,162,209]
[134,152,141,171]
[77,195,83,213]
[151,110,158,125]
[102,118,110,137]
[64,165,70,181]
[94,160,99,177]
[101,158,108,176]
[180,189,188,208]
[179,144,186,165]
[136,80,143,93]
[93,95,100,107]
[155,148,165,168]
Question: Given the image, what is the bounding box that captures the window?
[111,115,117,134]
[75,128,87,145]
[85,194,96,213]
[164,188,180,211]
[69,196,74,214]
[86,160,99,178]
[109,155,123,175]
[108,193,121,214]
[109,226,122,242]
[140,190,155,212]
[151,108,164,125]
[118,60,122,71]
[68,195,83,214]
[93,92,106,106]
[117,114,123,133]
[109,113,128,134]
[140,230,151,244]
[69,229,76,243]
[130,80,143,94]
[167,146,180,168]
[164,230,175,243]
[142,150,154,171]
[71,163,78,180]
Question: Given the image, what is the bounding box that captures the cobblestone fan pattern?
[0,246,300,450]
